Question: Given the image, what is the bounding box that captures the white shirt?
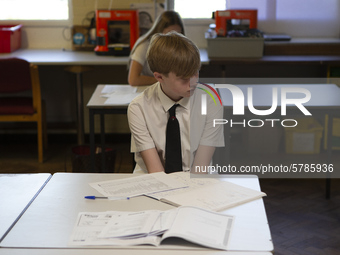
[127,82,224,173]
[130,39,154,77]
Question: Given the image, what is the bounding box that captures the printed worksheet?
[69,210,170,246]
[89,172,188,198]
[98,209,177,239]
[68,211,121,245]
[147,171,219,199]
[98,210,160,239]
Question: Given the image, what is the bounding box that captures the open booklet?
[69,206,234,250]
[146,172,266,212]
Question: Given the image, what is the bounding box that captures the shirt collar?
[157,82,190,112]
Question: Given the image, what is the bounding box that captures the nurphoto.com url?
[194,163,334,177]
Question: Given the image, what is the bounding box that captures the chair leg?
[42,101,48,149]
[37,120,44,163]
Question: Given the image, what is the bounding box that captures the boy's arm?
[128,101,165,173]
[140,148,165,173]
[191,145,215,174]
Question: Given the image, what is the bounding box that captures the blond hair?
[130,11,184,57]
[147,31,201,78]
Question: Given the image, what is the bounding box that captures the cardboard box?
[0,24,22,53]
[207,37,264,58]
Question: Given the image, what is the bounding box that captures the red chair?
[0,58,47,162]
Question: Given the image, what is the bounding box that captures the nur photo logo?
[199,84,312,128]
[198,83,222,115]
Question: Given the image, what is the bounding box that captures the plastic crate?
[284,117,323,154]
[71,145,116,173]
[207,37,264,58]
[0,24,22,53]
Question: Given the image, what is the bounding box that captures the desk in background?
[87,84,147,172]
[0,49,208,145]
[206,37,340,78]
[0,172,273,254]
[0,46,340,149]
[0,174,51,242]
[218,84,340,197]
[1,49,339,145]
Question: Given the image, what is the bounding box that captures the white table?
[0,174,51,242]
[0,173,273,254]
[0,249,272,255]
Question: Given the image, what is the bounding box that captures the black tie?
[165,104,182,173]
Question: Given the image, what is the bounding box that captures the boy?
[127,31,224,174]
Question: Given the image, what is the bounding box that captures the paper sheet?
[68,211,120,245]
[100,85,140,105]
[160,181,266,212]
[162,206,234,250]
[101,85,137,94]
[104,92,141,105]
[148,172,219,200]
[89,172,188,198]
[99,210,160,239]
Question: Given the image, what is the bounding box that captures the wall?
[19,0,167,50]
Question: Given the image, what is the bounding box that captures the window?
[0,0,70,26]
[174,0,225,19]
[276,0,338,20]
[172,0,340,37]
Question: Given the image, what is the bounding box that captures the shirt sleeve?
[127,100,156,153]
[130,41,148,67]
[199,97,225,147]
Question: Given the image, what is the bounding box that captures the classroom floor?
[0,133,339,255]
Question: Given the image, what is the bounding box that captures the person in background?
[127,31,224,174]
[128,11,185,86]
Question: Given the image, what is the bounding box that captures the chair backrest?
[0,58,32,93]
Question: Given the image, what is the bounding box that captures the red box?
[95,10,139,56]
[215,10,257,37]
[0,24,22,53]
